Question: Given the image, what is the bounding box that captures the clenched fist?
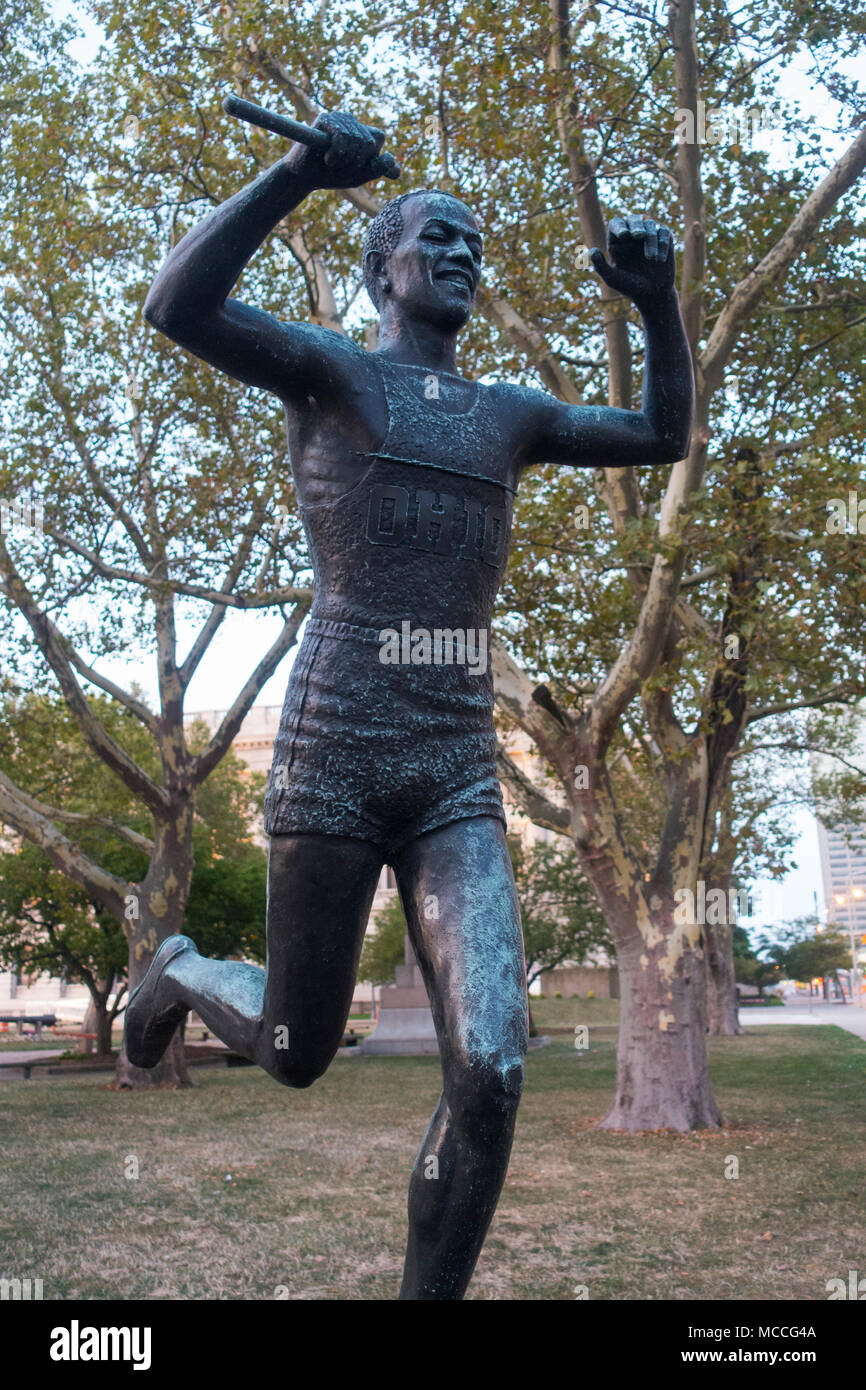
[590,216,676,311]
[284,110,400,189]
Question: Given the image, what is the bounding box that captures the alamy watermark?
[826,1268,866,1299]
[49,1321,152,1369]
[674,882,751,926]
[1,1276,43,1300]
[378,621,488,676]
[0,495,43,536]
[675,101,782,148]
[826,492,866,535]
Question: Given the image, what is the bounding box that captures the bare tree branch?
[0,783,154,854]
[495,745,571,834]
[0,771,132,921]
[746,684,861,725]
[547,0,642,540]
[191,605,306,784]
[701,126,866,393]
[667,0,705,360]
[45,526,311,610]
[0,537,171,814]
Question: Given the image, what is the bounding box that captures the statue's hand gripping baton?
[222,96,401,179]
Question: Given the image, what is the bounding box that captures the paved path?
[0,1048,65,1064]
[0,1048,66,1079]
[743,1002,866,1041]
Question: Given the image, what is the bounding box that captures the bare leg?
[158,833,382,1085]
[392,815,529,1300]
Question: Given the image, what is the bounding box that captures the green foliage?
[808,706,866,837]
[358,893,407,985]
[734,953,782,996]
[0,692,267,990]
[508,832,611,986]
[783,932,851,983]
[749,916,852,988]
[732,924,754,958]
[0,842,128,990]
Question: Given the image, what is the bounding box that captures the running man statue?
[126,108,694,1300]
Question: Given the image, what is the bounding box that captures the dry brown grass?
[0,1024,863,1300]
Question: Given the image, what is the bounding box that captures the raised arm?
[520,217,694,469]
[142,111,398,400]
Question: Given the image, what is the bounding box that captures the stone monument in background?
[362,935,438,1055]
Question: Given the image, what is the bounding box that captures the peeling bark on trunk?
[572,755,721,1132]
[601,927,721,1132]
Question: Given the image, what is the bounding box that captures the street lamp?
[832,887,865,1007]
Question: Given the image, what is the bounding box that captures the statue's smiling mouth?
[434,267,475,292]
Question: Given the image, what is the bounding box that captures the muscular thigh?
[263,833,383,1051]
[393,816,529,1076]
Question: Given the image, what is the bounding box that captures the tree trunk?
[705,918,745,1035]
[96,1006,113,1055]
[83,981,115,1054]
[115,1024,189,1088]
[82,994,99,1056]
[600,925,721,1133]
[115,811,194,1089]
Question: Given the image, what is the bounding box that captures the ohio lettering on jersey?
[366,481,508,568]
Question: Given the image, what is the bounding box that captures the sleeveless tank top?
[299,355,515,633]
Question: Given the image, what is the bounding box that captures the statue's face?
[380,193,483,331]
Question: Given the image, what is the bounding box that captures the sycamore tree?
[699,735,812,1032]
[479,0,866,1129]
[0,686,267,1063]
[4,0,866,1126]
[0,4,307,1086]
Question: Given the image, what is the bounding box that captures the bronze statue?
[126,105,693,1300]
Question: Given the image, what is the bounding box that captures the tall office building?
[815,818,866,936]
[811,706,866,946]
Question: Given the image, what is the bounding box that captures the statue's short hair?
[362,189,471,310]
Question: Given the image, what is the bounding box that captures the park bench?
[0,1014,56,1039]
[0,1054,60,1080]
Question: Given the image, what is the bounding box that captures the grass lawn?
[0,1024,863,1301]
[531,996,621,1028]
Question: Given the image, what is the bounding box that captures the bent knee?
[263,1048,332,1090]
[450,1055,525,1126]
